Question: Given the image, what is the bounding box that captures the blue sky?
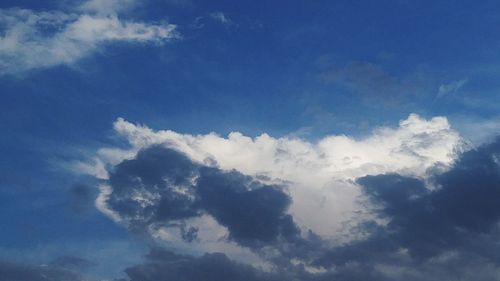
[1,1,500,280]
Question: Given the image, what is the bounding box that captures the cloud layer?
[72,114,500,280]
[88,114,461,240]
[106,145,300,256]
[0,0,177,75]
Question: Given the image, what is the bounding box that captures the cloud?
[77,114,461,261]
[125,247,281,281]
[124,247,396,281]
[0,239,148,281]
[123,244,500,281]
[319,61,433,102]
[48,256,96,272]
[437,79,468,98]
[0,259,85,281]
[210,12,232,24]
[102,145,301,266]
[87,114,461,240]
[314,137,500,271]
[0,1,178,75]
[75,115,500,280]
[123,247,400,281]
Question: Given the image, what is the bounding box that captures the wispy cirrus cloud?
[209,11,232,25]
[437,79,468,98]
[0,0,178,75]
[318,61,435,103]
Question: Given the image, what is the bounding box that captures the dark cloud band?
[106,145,300,248]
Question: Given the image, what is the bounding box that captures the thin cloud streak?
[0,1,178,75]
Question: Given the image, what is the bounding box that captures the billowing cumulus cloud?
[106,146,300,252]
[357,138,500,260]
[310,136,500,280]
[0,0,177,75]
[85,113,462,241]
[75,114,500,280]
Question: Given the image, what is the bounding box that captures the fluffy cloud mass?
[0,0,177,75]
[87,114,461,238]
[75,114,500,280]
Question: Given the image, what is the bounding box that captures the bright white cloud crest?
[79,114,463,267]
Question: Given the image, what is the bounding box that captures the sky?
[1,0,500,280]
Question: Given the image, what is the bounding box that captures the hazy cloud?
[0,259,85,281]
[0,1,178,75]
[437,79,468,98]
[48,256,96,272]
[125,248,281,281]
[319,61,434,102]
[210,11,232,24]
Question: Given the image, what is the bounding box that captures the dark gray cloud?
[123,247,391,281]
[132,244,446,281]
[108,146,199,227]
[106,145,301,248]
[125,247,282,281]
[121,245,500,281]
[316,137,500,268]
[196,167,300,247]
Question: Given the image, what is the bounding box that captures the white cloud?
[81,114,463,247]
[0,1,178,75]
[437,79,468,98]
[209,11,232,24]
